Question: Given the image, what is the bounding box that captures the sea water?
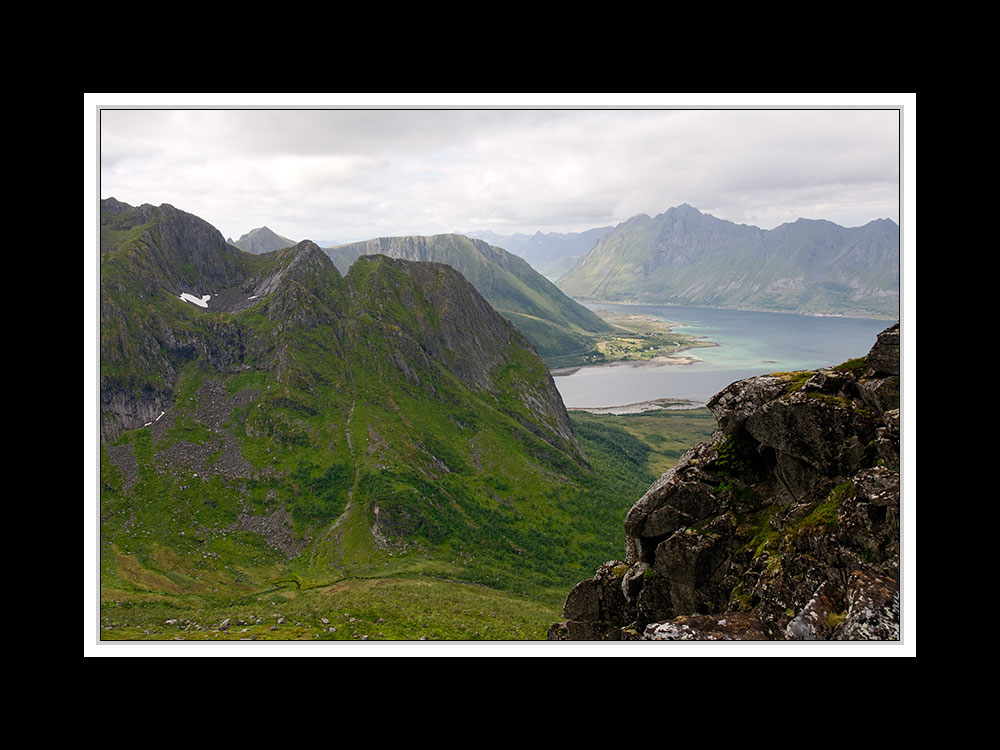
[553,303,895,409]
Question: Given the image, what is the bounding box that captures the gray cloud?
[99,105,901,244]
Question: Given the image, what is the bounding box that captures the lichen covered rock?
[645,612,770,641]
[836,569,899,641]
[552,323,902,642]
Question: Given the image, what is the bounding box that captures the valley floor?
[100,573,562,642]
[97,408,719,644]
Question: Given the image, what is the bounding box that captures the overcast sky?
[96,97,903,245]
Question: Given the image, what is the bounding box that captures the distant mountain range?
[556,205,900,318]
[224,204,898,321]
[326,234,615,367]
[465,227,614,280]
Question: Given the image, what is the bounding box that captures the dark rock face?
[552,323,902,641]
[548,561,636,641]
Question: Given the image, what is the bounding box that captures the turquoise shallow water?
[553,303,895,408]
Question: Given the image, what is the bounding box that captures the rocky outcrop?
[549,323,902,642]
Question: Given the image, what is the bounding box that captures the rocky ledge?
[549,323,901,642]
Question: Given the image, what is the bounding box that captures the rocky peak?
[550,323,902,642]
[283,239,335,272]
[101,200,247,294]
[100,197,133,215]
[667,203,702,217]
[247,240,345,327]
[233,226,298,254]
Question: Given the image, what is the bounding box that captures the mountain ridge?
[326,233,616,367]
[558,204,899,318]
[99,203,578,455]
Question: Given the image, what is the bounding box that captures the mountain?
[326,234,616,367]
[230,226,297,254]
[557,205,900,318]
[99,200,648,637]
[550,323,901,641]
[465,226,614,280]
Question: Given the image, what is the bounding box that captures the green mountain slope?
[557,204,899,318]
[326,234,616,367]
[98,201,664,638]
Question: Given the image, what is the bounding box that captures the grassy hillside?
[99,202,716,642]
[99,407,717,641]
[570,408,718,479]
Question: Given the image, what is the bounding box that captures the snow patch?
[179,292,211,308]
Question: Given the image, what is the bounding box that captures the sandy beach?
[551,353,703,377]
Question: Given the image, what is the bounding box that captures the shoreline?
[577,299,897,322]
[568,398,706,415]
[551,308,717,376]
[551,351,706,378]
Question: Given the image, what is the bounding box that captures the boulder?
[866,323,900,376]
[708,375,789,434]
[556,561,636,639]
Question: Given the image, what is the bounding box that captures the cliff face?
[549,323,901,641]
